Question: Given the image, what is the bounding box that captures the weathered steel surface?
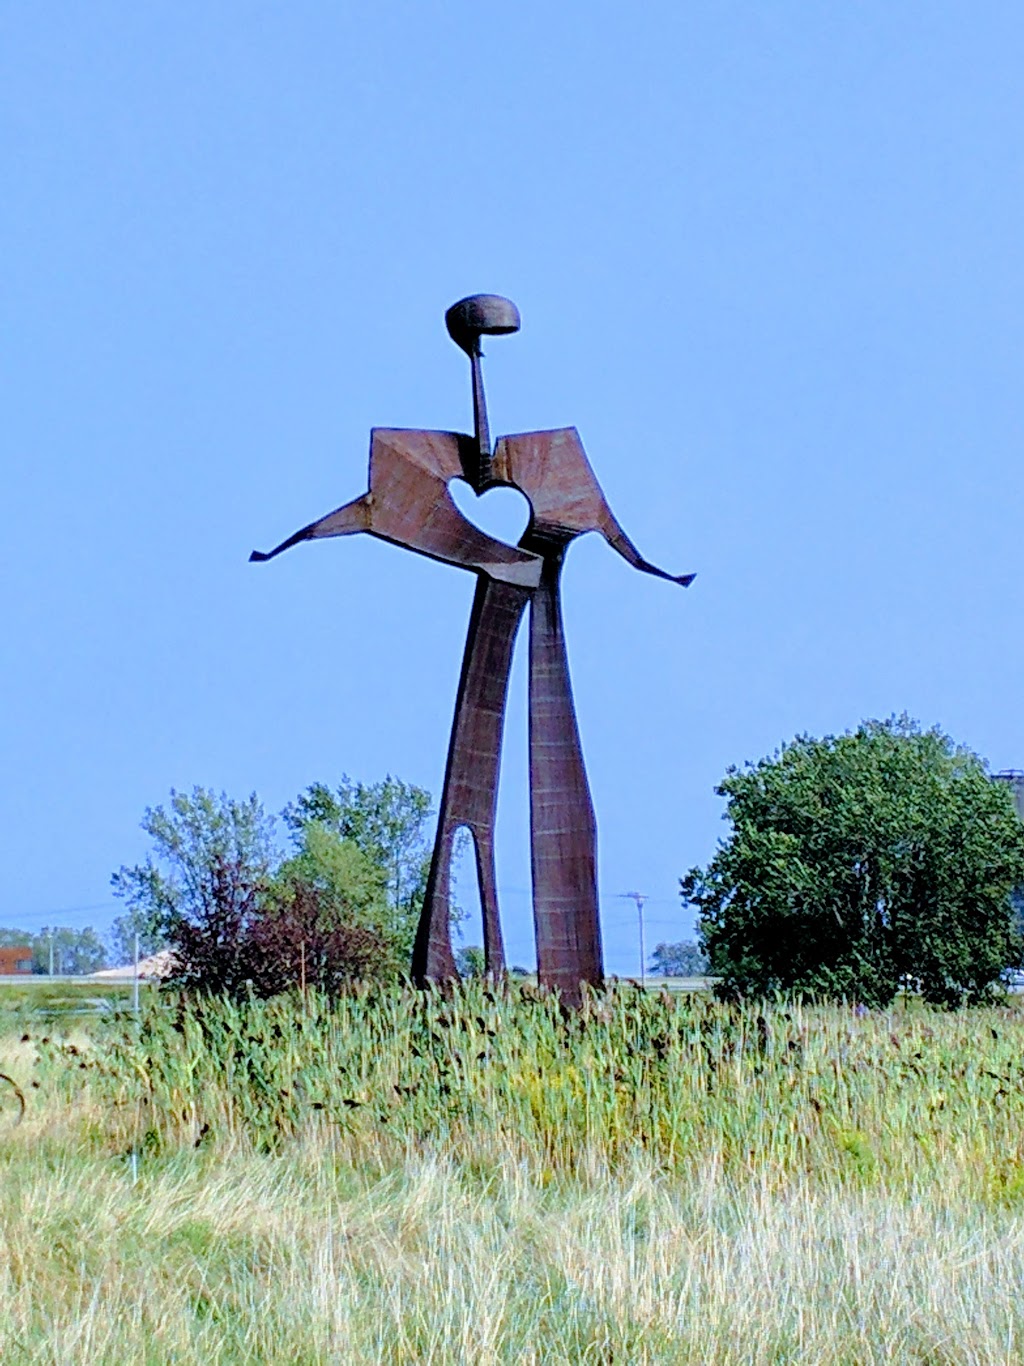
[251,295,693,1005]
[250,428,540,588]
[490,427,692,1003]
[411,575,530,984]
[445,295,520,489]
[496,426,696,587]
[527,551,602,1002]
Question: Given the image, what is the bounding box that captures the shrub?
[164,861,393,1000]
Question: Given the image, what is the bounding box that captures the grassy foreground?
[3,984,1024,1363]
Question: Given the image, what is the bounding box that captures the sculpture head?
[445,294,521,358]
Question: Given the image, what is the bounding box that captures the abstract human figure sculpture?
[252,295,693,1005]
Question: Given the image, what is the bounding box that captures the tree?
[648,941,707,977]
[111,788,278,966]
[0,926,106,975]
[26,926,107,975]
[112,777,441,994]
[277,814,390,928]
[283,777,436,958]
[160,853,268,996]
[248,883,394,996]
[455,944,486,979]
[682,717,1024,1008]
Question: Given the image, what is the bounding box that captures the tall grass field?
[3,982,1024,1362]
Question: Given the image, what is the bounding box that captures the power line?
[5,901,117,918]
[0,901,120,934]
[0,902,119,929]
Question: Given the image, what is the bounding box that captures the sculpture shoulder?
[369,428,475,484]
[492,428,607,539]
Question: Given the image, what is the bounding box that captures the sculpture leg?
[412,575,530,985]
[528,553,604,1006]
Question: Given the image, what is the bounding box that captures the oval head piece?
[445,294,521,357]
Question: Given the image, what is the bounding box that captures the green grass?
[4,984,1024,1362]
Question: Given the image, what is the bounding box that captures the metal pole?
[132,932,140,1016]
[619,892,648,988]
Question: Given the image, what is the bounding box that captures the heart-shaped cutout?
[449,479,532,548]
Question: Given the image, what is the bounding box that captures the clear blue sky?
[3,4,1023,973]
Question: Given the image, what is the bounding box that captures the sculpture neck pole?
[470,349,491,489]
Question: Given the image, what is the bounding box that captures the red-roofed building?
[0,947,33,975]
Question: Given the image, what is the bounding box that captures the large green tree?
[0,929,34,950]
[683,717,1024,1007]
[274,814,397,967]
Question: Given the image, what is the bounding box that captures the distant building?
[0,947,33,975]
[992,771,1024,822]
[90,950,178,982]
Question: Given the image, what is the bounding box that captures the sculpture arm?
[249,495,372,562]
[597,508,696,587]
[250,431,542,587]
[494,428,695,587]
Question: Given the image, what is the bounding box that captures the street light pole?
[619,892,648,988]
[132,932,140,1017]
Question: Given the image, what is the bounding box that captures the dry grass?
[2,987,1024,1363]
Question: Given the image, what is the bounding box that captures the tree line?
[0,925,107,975]
[6,715,1022,1005]
[108,776,440,994]
[0,776,437,980]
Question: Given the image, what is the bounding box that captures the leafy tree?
[162,852,399,1000]
[30,926,107,975]
[111,788,278,965]
[160,853,267,996]
[276,819,392,939]
[153,845,397,1000]
[247,884,394,996]
[455,944,486,979]
[682,717,1024,1008]
[648,940,708,977]
[283,777,435,958]
[113,777,442,993]
[0,928,34,949]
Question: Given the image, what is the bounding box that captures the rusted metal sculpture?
[252,295,693,1004]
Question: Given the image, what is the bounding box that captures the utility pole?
[619,892,648,988]
[48,932,54,978]
[132,932,140,1017]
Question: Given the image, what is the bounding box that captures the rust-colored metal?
[412,575,530,984]
[252,295,693,1005]
[249,428,540,588]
